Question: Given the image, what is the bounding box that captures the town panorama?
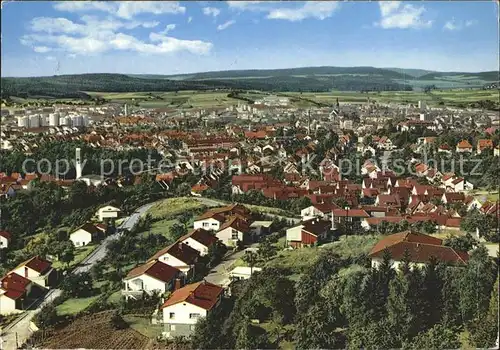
[0,1,498,349]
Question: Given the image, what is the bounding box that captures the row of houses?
[0,256,56,315]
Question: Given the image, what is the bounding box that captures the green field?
[147,197,206,220]
[56,295,100,316]
[52,245,97,270]
[85,90,241,109]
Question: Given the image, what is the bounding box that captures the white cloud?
[22,16,212,56]
[202,7,221,17]
[443,18,476,31]
[188,16,193,23]
[160,24,176,34]
[217,20,236,31]
[443,19,459,31]
[465,19,477,27]
[376,1,432,29]
[116,2,186,19]
[45,56,56,61]
[53,1,186,19]
[33,46,52,53]
[267,2,340,21]
[227,1,338,21]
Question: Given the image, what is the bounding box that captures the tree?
[257,238,277,262]
[235,320,271,350]
[405,324,460,350]
[460,209,495,239]
[459,245,497,323]
[170,223,187,241]
[60,245,75,267]
[33,303,59,329]
[443,232,477,252]
[294,302,340,349]
[176,182,192,197]
[467,275,499,348]
[242,251,258,275]
[61,271,93,298]
[387,273,413,346]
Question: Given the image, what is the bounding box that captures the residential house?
[158,281,224,338]
[122,260,182,300]
[148,242,200,278]
[456,140,473,153]
[300,203,339,221]
[441,192,465,205]
[69,223,104,247]
[11,256,56,289]
[177,229,218,256]
[96,205,121,222]
[368,231,468,269]
[477,139,493,154]
[437,144,452,154]
[286,218,333,248]
[0,231,11,249]
[216,217,250,246]
[193,212,226,231]
[0,273,33,315]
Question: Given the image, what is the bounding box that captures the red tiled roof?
[333,208,370,218]
[369,231,468,265]
[0,231,11,241]
[179,228,218,248]
[15,256,52,274]
[148,242,200,265]
[457,140,472,149]
[1,273,31,293]
[125,260,180,283]
[160,281,223,310]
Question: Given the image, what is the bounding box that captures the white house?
[177,229,218,256]
[158,281,224,339]
[216,217,250,247]
[300,204,338,221]
[193,213,226,231]
[229,266,262,281]
[0,231,11,249]
[149,242,200,278]
[69,223,103,247]
[11,256,55,289]
[0,273,33,315]
[96,205,121,222]
[122,260,181,300]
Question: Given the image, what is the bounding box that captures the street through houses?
[0,203,154,350]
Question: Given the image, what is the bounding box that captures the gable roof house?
[0,231,12,249]
[149,242,200,278]
[477,139,493,154]
[123,260,182,300]
[157,281,224,339]
[69,223,104,247]
[177,228,219,256]
[286,218,333,248]
[0,273,34,315]
[11,256,56,289]
[216,217,251,247]
[368,231,469,269]
[456,140,473,153]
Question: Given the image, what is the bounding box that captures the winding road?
[0,202,154,350]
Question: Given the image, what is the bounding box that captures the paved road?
[0,202,154,350]
[204,249,249,287]
[73,202,154,274]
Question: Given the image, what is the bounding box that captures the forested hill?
[1,66,497,98]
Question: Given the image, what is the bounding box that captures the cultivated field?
[34,311,150,349]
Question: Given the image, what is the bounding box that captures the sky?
[1,1,499,77]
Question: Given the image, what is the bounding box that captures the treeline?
[193,248,498,349]
[1,73,413,99]
[0,140,164,177]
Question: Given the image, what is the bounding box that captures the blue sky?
[2,1,498,77]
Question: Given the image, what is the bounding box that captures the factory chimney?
[75,148,82,179]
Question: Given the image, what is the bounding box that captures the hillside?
[1,66,497,99]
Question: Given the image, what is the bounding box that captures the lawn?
[472,189,499,203]
[56,295,100,316]
[145,218,179,238]
[107,291,123,305]
[123,315,163,338]
[52,245,97,269]
[147,197,206,220]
